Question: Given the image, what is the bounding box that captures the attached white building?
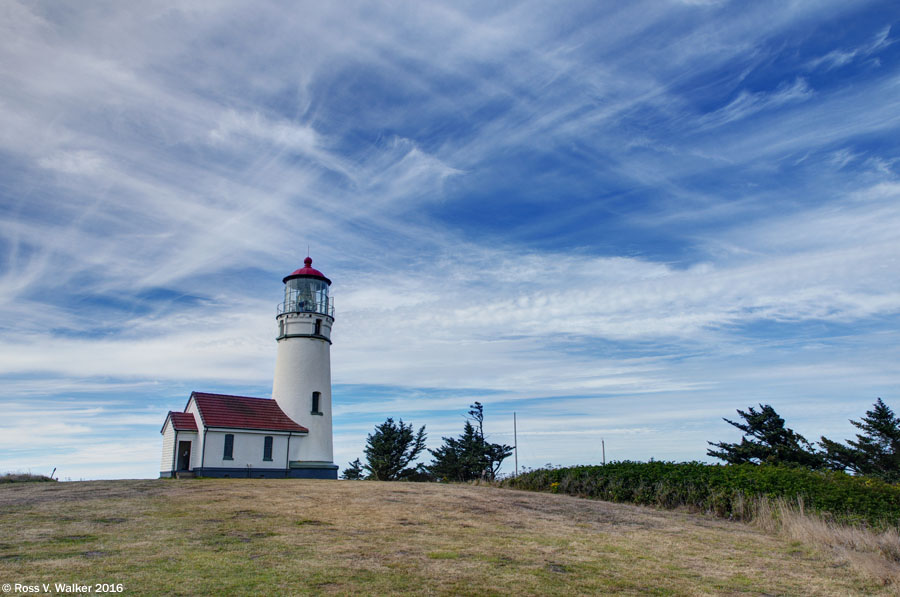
[160,258,338,479]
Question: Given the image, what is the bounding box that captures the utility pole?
[513,412,518,477]
[602,438,606,466]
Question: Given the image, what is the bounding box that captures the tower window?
[314,319,322,336]
[223,434,234,460]
[263,436,273,461]
[278,319,285,339]
[311,391,321,415]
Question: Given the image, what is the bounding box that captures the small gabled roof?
[171,412,199,431]
[161,411,199,434]
[189,392,308,433]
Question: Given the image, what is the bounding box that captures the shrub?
[0,473,57,483]
[502,462,900,528]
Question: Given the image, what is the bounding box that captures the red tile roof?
[189,392,308,433]
[168,411,198,432]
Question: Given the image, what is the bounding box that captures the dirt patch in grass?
[0,479,893,596]
[295,518,330,526]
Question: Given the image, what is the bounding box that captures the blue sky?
[1,1,899,480]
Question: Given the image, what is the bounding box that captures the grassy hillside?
[0,479,891,596]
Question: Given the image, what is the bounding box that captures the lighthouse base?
[289,461,339,479]
[189,464,338,479]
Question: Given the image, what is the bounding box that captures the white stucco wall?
[272,312,334,463]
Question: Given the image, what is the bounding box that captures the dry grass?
[750,497,900,589]
[0,479,893,595]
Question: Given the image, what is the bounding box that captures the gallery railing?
[277,298,334,317]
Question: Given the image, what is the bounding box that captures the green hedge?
[502,462,900,528]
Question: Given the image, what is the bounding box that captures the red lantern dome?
[283,257,331,285]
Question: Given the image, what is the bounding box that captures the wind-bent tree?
[429,421,486,482]
[429,402,513,481]
[341,458,364,480]
[707,404,823,468]
[468,402,514,479]
[363,418,427,481]
[820,398,900,482]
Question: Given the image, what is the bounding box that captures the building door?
[178,441,192,470]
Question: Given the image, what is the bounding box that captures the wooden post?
[514,412,518,477]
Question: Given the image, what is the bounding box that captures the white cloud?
[37,150,108,176]
[0,423,92,449]
[210,110,318,151]
[700,78,814,128]
[807,24,894,71]
[2,182,898,397]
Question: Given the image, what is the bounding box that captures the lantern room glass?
[283,277,330,315]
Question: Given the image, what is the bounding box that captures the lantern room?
[279,257,333,316]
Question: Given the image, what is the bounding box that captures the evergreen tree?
[429,420,487,482]
[707,404,823,468]
[468,402,486,439]
[429,403,513,481]
[820,398,900,482]
[363,418,427,481]
[484,441,514,479]
[341,458,364,480]
[468,402,514,479]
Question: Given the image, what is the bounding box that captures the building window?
[263,436,273,461]
[223,434,234,460]
[314,319,322,336]
[311,391,321,415]
[278,319,285,338]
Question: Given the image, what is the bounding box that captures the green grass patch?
[294,518,330,526]
[52,534,99,544]
[426,550,460,559]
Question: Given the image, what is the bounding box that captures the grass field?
[0,479,891,596]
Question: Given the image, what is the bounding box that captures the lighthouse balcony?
[277,299,334,317]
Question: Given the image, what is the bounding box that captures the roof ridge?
[188,391,308,433]
[191,391,273,401]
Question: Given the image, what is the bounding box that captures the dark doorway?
[178,441,192,470]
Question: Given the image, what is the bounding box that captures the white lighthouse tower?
[272,257,338,477]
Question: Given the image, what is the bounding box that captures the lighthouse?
[159,257,338,479]
[272,257,336,472]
